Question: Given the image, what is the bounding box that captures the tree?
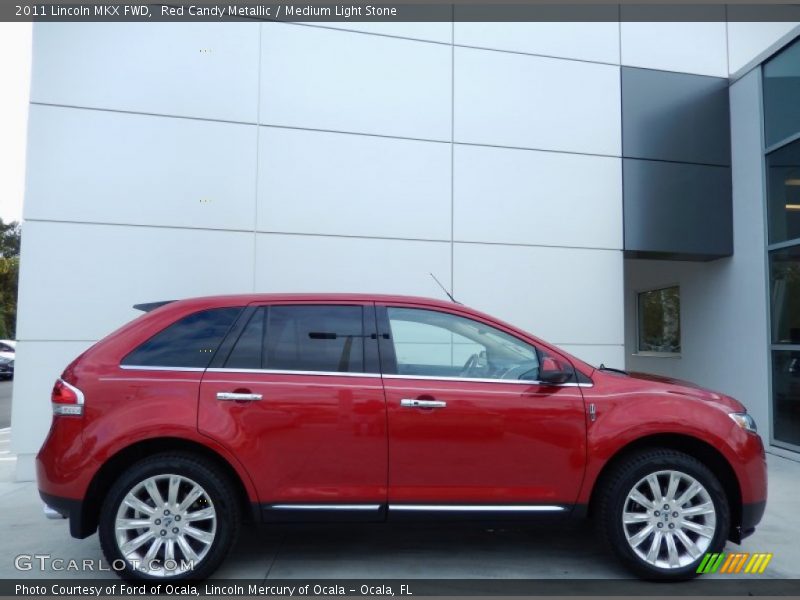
[0,219,20,339]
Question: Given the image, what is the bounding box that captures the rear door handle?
[400,398,446,409]
[216,392,262,402]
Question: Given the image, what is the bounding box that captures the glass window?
[637,287,681,354]
[763,39,800,148]
[386,307,541,381]
[225,308,266,369]
[766,139,800,245]
[122,307,242,368]
[265,305,365,373]
[770,245,800,345]
[772,350,800,448]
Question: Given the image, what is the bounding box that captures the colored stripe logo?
[696,552,773,574]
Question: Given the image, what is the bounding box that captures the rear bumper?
[39,491,93,538]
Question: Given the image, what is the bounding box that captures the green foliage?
[0,219,20,339]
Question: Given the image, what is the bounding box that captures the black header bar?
[4,2,800,22]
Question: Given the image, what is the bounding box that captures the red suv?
[37,294,766,581]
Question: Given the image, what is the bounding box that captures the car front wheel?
[98,453,240,580]
[597,448,730,580]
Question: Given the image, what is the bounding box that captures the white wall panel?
[454,145,622,249]
[557,344,625,370]
[306,22,451,44]
[454,47,621,155]
[10,341,95,462]
[260,23,451,140]
[16,222,255,341]
[727,22,800,74]
[31,23,260,122]
[24,105,257,230]
[454,243,624,346]
[255,234,450,297]
[621,22,728,77]
[455,22,619,64]
[258,127,450,240]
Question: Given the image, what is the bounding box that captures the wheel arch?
[586,433,743,541]
[76,437,258,538]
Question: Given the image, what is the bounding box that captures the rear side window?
[122,307,242,369]
[224,305,365,373]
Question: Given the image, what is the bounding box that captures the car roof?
[152,293,462,310]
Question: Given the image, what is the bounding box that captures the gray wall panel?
[623,159,732,259]
[622,67,730,166]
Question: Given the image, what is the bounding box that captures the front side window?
[637,286,681,354]
[386,307,540,381]
[224,305,366,373]
[122,307,242,368]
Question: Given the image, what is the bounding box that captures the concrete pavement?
[0,453,797,582]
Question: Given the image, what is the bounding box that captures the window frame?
[634,285,682,358]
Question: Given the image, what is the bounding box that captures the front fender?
[577,393,766,506]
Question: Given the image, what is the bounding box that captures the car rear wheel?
[596,448,730,580]
[98,453,240,580]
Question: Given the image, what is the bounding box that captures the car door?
[198,301,387,522]
[378,304,587,516]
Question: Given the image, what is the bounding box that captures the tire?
[98,453,241,581]
[595,448,730,581]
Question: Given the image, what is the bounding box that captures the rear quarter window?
[122,307,243,369]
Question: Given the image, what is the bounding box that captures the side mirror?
[539,356,572,385]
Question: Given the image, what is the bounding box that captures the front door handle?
[216,392,262,402]
[400,398,446,409]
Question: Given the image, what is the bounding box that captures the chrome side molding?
[389,504,567,512]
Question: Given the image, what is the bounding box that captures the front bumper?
[732,500,767,543]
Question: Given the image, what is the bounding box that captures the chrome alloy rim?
[114,474,216,576]
[622,470,716,569]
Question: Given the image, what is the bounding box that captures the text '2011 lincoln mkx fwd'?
[37,294,766,581]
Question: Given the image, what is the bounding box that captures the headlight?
[0,357,10,365]
[729,412,757,433]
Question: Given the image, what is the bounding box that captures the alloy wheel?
[114,474,217,577]
[621,469,717,569]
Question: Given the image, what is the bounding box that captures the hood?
[620,371,746,412]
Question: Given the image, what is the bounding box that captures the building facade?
[12,19,800,479]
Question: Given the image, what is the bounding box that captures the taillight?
[51,379,84,416]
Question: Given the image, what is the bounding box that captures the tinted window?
[225,305,366,373]
[122,307,242,368]
[763,39,800,148]
[770,245,800,345]
[766,139,800,245]
[225,308,265,369]
[387,308,539,381]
